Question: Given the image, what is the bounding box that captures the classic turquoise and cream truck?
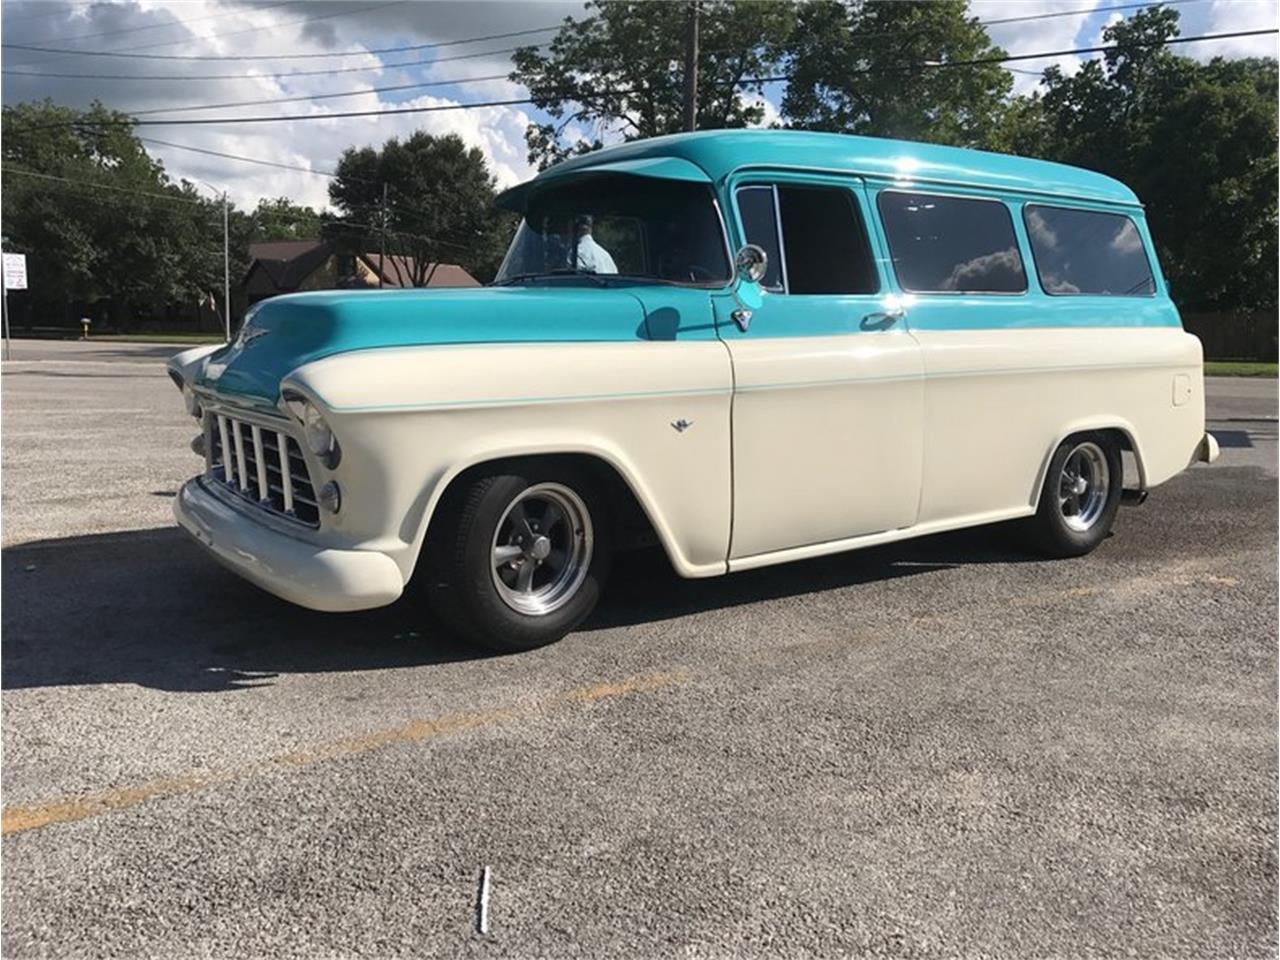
[168,130,1217,651]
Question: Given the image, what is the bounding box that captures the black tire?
[1025,433,1123,558]
[422,461,612,653]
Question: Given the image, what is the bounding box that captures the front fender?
[282,341,734,581]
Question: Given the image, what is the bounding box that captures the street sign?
[3,253,28,290]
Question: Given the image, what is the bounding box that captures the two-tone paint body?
[170,130,1217,612]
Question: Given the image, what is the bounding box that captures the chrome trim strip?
[216,415,232,484]
[251,425,269,502]
[277,430,294,514]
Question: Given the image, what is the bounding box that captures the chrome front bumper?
[174,478,404,612]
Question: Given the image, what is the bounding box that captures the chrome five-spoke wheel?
[490,482,593,615]
[1058,441,1110,532]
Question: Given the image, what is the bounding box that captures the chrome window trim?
[733,184,787,293]
[724,162,1146,211]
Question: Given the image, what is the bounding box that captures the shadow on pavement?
[1,523,1035,694]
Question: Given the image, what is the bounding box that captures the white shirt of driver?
[574,233,618,274]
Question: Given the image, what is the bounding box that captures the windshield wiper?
[497,269,609,287]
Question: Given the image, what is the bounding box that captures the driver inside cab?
[569,214,617,274]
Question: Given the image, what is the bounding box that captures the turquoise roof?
[514,129,1141,207]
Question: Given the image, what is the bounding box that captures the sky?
[1,0,1276,211]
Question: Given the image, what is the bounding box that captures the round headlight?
[301,403,333,456]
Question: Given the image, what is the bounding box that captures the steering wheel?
[685,264,718,283]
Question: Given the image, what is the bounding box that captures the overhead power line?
[2,166,209,206]
[127,74,512,117]
[8,27,1272,130]
[0,0,1200,83]
[2,165,487,252]
[2,22,562,62]
[2,41,544,82]
[7,1,406,63]
[10,1,300,51]
[981,0,1198,27]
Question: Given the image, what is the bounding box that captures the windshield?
[495,174,730,286]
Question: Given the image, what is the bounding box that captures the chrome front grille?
[207,413,319,526]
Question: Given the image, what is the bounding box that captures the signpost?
[1,251,27,361]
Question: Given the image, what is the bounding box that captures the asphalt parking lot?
[2,339,1276,958]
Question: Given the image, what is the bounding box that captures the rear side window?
[877,191,1027,294]
[736,184,879,295]
[1024,205,1155,296]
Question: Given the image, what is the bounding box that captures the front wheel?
[422,463,612,652]
[1025,434,1123,558]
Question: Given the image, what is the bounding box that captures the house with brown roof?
[244,241,479,305]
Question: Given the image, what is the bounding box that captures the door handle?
[861,308,905,331]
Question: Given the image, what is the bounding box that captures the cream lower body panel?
[729,326,1208,572]
[912,327,1206,524]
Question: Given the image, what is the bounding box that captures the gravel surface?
[2,341,1275,958]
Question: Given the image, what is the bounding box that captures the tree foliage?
[250,197,324,242]
[511,1,796,169]
[998,9,1278,313]
[1,99,235,326]
[782,0,1013,146]
[327,131,513,283]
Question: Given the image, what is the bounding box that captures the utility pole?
[682,0,699,133]
[222,191,231,342]
[379,182,388,289]
[1,242,9,362]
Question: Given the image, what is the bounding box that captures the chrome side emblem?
[671,419,693,433]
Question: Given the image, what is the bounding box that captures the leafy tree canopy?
[998,8,1278,313]
[250,197,325,242]
[511,0,796,169]
[782,0,1013,147]
[1,99,233,324]
[327,131,513,283]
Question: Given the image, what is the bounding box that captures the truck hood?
[192,287,651,406]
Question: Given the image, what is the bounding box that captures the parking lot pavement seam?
[0,669,689,838]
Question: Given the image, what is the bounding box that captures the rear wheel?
[423,463,612,652]
[1026,434,1122,558]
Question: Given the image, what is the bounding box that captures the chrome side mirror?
[734,243,769,285]
[730,244,768,331]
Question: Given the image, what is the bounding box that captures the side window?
[735,183,879,295]
[735,186,784,290]
[877,191,1027,294]
[1023,205,1155,296]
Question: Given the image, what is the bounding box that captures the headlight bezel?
[282,389,341,469]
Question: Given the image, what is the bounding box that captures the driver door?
[714,174,924,562]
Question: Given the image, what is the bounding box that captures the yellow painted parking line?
[2,670,687,837]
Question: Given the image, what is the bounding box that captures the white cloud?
[1,0,556,211]
[970,0,1104,93]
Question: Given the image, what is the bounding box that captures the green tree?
[782,0,1012,146]
[327,132,513,284]
[1,99,233,328]
[250,197,324,242]
[999,8,1278,314]
[511,1,797,169]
